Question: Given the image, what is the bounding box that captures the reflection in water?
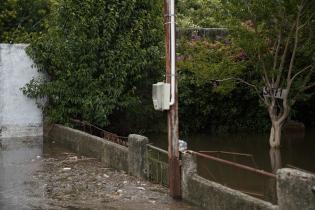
[267,148,281,203]
[148,131,315,204]
[148,131,315,173]
[0,136,43,210]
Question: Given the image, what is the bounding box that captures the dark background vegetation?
[1,0,314,135]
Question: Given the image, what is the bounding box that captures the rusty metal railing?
[70,119,128,147]
[189,150,276,178]
[146,144,169,187]
[199,151,259,170]
[187,150,277,204]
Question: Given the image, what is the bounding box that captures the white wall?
[0,44,43,138]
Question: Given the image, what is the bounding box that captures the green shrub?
[0,0,54,43]
[23,0,164,130]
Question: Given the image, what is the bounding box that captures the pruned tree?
[221,0,315,147]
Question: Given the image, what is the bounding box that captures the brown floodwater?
[149,131,315,173]
[148,130,315,204]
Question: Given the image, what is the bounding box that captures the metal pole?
[164,0,181,199]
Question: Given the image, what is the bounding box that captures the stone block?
[128,134,149,178]
[277,168,315,210]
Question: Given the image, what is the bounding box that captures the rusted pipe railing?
[199,151,254,157]
[70,119,128,147]
[148,144,168,155]
[199,150,259,169]
[187,150,276,179]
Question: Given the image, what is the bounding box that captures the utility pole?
[163,0,181,199]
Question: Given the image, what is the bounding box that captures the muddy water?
[148,131,315,204]
[149,131,315,173]
[0,137,200,210]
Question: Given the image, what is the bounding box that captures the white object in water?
[179,140,187,152]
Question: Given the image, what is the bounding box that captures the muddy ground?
[0,137,200,210]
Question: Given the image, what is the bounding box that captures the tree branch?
[287,6,302,84]
[290,65,314,82]
[214,77,267,104]
[298,12,315,30]
[275,23,296,87]
[291,66,315,105]
[273,30,282,71]
[278,97,290,124]
[302,82,315,91]
[258,49,271,88]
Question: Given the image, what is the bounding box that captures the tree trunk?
[269,148,282,173]
[269,122,282,148]
[266,148,281,203]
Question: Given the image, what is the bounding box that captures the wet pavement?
[0,137,200,210]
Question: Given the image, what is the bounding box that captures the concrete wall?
[46,124,151,176]
[181,153,278,210]
[277,168,315,210]
[46,125,315,210]
[182,153,315,210]
[0,44,43,138]
[47,124,129,171]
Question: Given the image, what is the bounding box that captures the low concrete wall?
[46,125,315,210]
[46,124,129,171]
[46,124,151,176]
[181,153,278,210]
[277,168,315,210]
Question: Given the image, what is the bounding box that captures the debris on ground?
[0,141,200,210]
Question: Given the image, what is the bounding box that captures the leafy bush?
[23,0,164,130]
[0,0,54,43]
[177,38,270,134]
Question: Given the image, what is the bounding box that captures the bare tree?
[219,0,315,148]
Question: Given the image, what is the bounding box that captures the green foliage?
[179,70,270,134]
[176,0,271,132]
[177,38,247,93]
[177,0,224,27]
[222,0,315,98]
[177,38,270,133]
[177,0,315,132]
[23,0,164,130]
[0,0,55,43]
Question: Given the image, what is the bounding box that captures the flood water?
[149,131,315,173]
[148,130,315,204]
[0,137,43,210]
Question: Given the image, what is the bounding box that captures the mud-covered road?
[0,137,200,210]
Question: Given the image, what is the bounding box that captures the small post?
[164,0,181,199]
[181,152,197,200]
[128,134,149,178]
